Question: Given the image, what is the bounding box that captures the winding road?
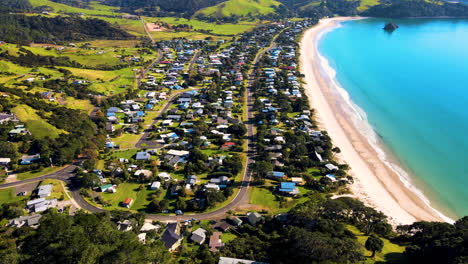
[0,39,278,222]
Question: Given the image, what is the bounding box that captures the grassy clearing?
[196,0,281,18]
[112,133,141,149]
[11,104,65,139]
[60,96,94,114]
[16,166,66,181]
[29,0,120,16]
[154,17,256,35]
[357,0,381,12]
[61,67,135,95]
[40,179,70,200]
[95,17,146,36]
[150,31,226,41]
[347,225,408,263]
[80,40,140,48]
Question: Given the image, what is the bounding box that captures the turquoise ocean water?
[319,18,468,219]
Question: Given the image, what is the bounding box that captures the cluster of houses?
[160,211,263,252]
[251,19,350,196]
[8,183,59,228]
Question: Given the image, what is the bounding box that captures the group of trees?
[0,85,104,167]
[0,210,172,264]
[0,14,134,45]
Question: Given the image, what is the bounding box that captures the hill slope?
[195,0,283,18]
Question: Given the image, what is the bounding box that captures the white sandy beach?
[300,17,452,225]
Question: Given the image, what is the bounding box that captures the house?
[220,142,236,151]
[0,158,11,167]
[20,154,40,165]
[117,220,133,231]
[37,184,52,198]
[26,198,57,212]
[218,257,268,264]
[161,223,183,251]
[278,182,299,196]
[135,152,151,161]
[9,214,42,228]
[325,163,339,171]
[150,181,161,190]
[138,233,146,243]
[291,177,304,185]
[190,228,207,244]
[209,232,223,252]
[100,184,116,193]
[205,183,220,191]
[0,113,18,124]
[159,172,172,181]
[122,198,133,208]
[134,169,153,178]
[326,174,337,182]
[247,212,263,225]
[187,175,197,185]
[230,217,243,226]
[267,171,286,180]
[140,222,160,232]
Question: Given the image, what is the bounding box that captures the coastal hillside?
[194,0,282,18]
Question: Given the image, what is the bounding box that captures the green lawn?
[109,149,138,160]
[249,184,311,213]
[99,183,156,211]
[347,225,408,263]
[221,232,237,243]
[40,179,70,200]
[11,104,65,139]
[17,166,66,180]
[0,188,28,204]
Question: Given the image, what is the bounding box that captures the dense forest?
[363,0,468,18]
[0,14,134,45]
[0,197,467,263]
[0,0,32,13]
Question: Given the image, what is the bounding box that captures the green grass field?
[61,67,136,95]
[100,183,156,211]
[40,179,70,200]
[29,0,120,16]
[154,17,257,35]
[16,166,65,181]
[0,188,27,204]
[196,0,281,18]
[347,225,408,263]
[11,105,65,139]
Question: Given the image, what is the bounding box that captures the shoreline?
[299,17,454,225]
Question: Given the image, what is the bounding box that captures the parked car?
[175,210,183,215]
[17,191,27,196]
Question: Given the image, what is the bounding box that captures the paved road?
[134,89,195,149]
[0,41,278,222]
[0,165,77,190]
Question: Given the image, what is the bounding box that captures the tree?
[0,142,19,162]
[365,235,383,258]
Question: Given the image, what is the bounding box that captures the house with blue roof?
[278,182,299,196]
[267,171,286,179]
